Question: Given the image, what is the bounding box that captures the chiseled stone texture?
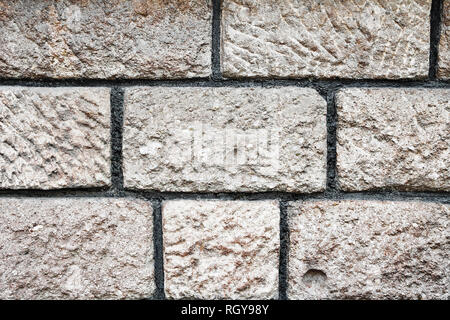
[123,87,327,192]
[221,0,430,79]
[163,200,279,299]
[0,87,111,189]
[438,0,450,79]
[288,200,449,300]
[337,88,450,191]
[0,0,211,79]
[0,198,154,299]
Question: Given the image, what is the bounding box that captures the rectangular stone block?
[0,0,211,79]
[438,0,450,79]
[0,87,111,189]
[221,0,430,79]
[0,198,154,299]
[123,87,327,192]
[163,200,279,299]
[336,88,450,191]
[288,200,449,299]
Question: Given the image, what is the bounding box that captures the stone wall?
[0,0,448,300]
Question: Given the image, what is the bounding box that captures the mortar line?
[110,87,124,192]
[278,200,289,300]
[0,78,449,88]
[429,0,443,79]
[212,0,222,80]
[1,189,448,203]
[150,198,166,300]
[326,89,338,194]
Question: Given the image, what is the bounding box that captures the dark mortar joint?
[0,77,449,89]
[149,199,166,300]
[110,87,124,192]
[211,0,222,81]
[279,201,289,300]
[429,0,444,79]
[0,189,449,204]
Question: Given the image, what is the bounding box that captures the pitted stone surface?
[337,88,450,191]
[438,0,450,79]
[163,200,279,299]
[123,87,327,192]
[0,87,111,189]
[0,0,211,79]
[288,200,449,300]
[0,198,154,299]
[221,0,430,79]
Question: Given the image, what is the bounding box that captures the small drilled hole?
[302,269,327,288]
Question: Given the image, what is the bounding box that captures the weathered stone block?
[0,87,111,189]
[221,0,430,79]
[163,200,279,299]
[0,0,211,79]
[337,88,450,191]
[0,198,154,299]
[438,0,450,79]
[123,87,327,192]
[288,200,449,299]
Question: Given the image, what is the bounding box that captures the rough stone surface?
[438,0,450,79]
[288,200,449,300]
[0,198,154,299]
[0,87,111,189]
[0,0,211,79]
[336,88,450,191]
[221,0,430,79]
[163,200,279,299]
[123,87,327,192]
